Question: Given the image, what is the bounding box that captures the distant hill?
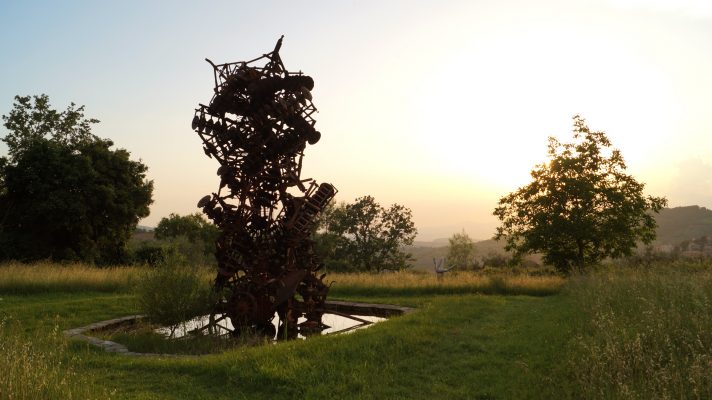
[411,238,449,248]
[654,206,712,245]
[405,206,712,271]
[405,239,508,271]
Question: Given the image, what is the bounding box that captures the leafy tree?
[446,230,476,269]
[320,196,417,272]
[153,213,219,265]
[0,95,153,263]
[493,115,667,273]
[155,213,219,244]
[1,94,99,160]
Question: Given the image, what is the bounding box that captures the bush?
[481,252,511,268]
[135,259,215,337]
[324,258,357,273]
[131,243,168,267]
[130,236,216,267]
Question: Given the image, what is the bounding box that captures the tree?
[493,116,667,273]
[1,94,99,159]
[155,213,219,244]
[0,95,153,263]
[320,196,417,272]
[153,213,220,265]
[446,230,476,269]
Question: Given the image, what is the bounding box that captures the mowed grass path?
[1,290,575,399]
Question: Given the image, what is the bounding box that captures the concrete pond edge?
[63,300,415,357]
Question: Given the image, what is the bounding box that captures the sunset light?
[2,0,710,240]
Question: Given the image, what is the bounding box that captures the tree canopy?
[316,196,417,272]
[0,94,153,263]
[493,116,667,273]
[155,212,219,243]
[153,212,219,264]
[1,94,99,160]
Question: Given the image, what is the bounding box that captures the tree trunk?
[576,238,585,270]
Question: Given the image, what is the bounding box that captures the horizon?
[2,0,712,241]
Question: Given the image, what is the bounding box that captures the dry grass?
[0,262,141,294]
[329,270,564,297]
[0,262,564,297]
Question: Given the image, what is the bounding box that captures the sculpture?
[433,258,455,281]
[191,36,336,338]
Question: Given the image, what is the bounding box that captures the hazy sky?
[2,0,711,240]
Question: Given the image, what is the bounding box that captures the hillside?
[406,206,712,271]
[654,206,712,245]
[405,239,508,271]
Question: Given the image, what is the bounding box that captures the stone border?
[64,300,414,357]
[63,314,159,356]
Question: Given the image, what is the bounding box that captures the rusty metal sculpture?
[191,36,336,338]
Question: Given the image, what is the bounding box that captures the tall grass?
[329,270,564,297]
[0,263,564,297]
[566,265,712,399]
[0,317,113,400]
[0,262,141,294]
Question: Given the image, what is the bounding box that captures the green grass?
[2,263,712,399]
[2,291,575,399]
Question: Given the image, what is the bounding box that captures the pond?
[155,312,386,340]
[64,301,413,355]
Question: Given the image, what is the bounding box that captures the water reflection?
[156,312,385,340]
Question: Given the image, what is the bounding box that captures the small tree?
[322,196,417,272]
[493,116,667,273]
[446,230,476,270]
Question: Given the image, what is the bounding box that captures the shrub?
[134,259,215,337]
[131,243,168,267]
[481,252,510,268]
[324,258,357,272]
[130,236,216,267]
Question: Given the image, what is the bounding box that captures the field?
[2,262,712,399]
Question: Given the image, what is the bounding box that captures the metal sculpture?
[191,36,336,338]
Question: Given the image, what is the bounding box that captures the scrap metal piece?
[192,36,336,338]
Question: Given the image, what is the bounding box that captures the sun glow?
[409,17,682,193]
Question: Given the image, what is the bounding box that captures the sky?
[1,0,711,241]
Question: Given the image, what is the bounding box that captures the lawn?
[2,263,712,399]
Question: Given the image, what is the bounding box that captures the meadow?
[1,262,712,399]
